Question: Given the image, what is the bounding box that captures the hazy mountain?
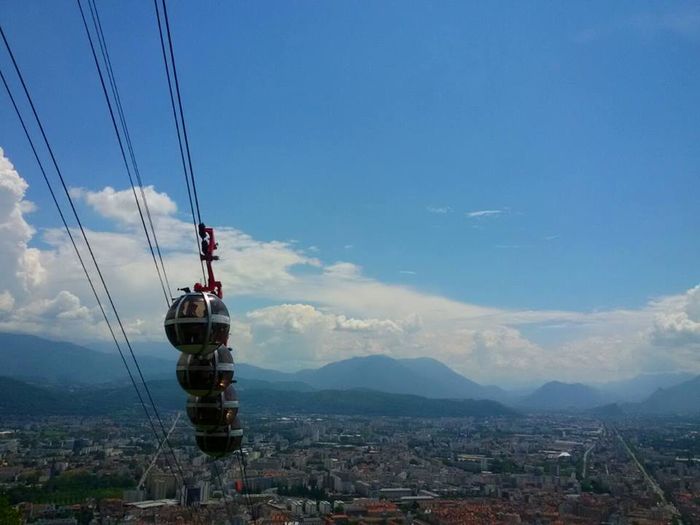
[0,376,515,418]
[236,377,316,392]
[89,340,176,360]
[520,381,607,410]
[0,333,171,385]
[7,332,693,413]
[295,355,501,400]
[597,372,695,402]
[236,363,296,383]
[296,355,426,393]
[243,388,517,418]
[2,334,500,400]
[398,357,507,400]
[638,376,700,414]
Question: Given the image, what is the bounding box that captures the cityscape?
[1,408,699,524]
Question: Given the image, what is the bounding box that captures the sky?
[0,1,698,386]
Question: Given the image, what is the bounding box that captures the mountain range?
[518,381,607,410]
[248,355,507,400]
[0,332,697,415]
[0,376,516,418]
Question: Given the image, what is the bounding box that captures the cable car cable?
[86,0,173,302]
[0,24,186,484]
[0,64,180,484]
[76,0,171,307]
[152,0,206,285]
[236,448,254,513]
[73,1,187,480]
[212,459,236,524]
[159,0,202,227]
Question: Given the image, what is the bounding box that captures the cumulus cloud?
[244,304,412,370]
[650,286,700,348]
[1,147,698,383]
[70,185,177,226]
[0,291,15,312]
[0,149,45,292]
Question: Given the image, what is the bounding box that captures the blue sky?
[0,1,698,382]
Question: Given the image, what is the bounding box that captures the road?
[582,444,595,478]
[615,428,682,522]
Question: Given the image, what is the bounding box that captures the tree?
[0,496,21,525]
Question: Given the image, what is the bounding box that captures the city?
[1,410,698,524]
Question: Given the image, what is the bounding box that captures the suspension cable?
[152,0,206,284]
[87,0,173,303]
[76,0,171,306]
[0,23,185,484]
[160,0,202,226]
[212,459,236,525]
[0,63,180,482]
[236,448,255,514]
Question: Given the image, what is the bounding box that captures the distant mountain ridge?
[0,332,697,414]
[519,381,607,410]
[294,355,506,400]
[0,332,503,400]
[0,376,516,418]
[638,376,700,414]
[596,372,695,402]
[0,333,171,385]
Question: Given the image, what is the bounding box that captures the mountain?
[520,381,607,410]
[0,376,516,418]
[398,357,507,400]
[0,333,171,385]
[16,332,696,412]
[236,377,316,392]
[236,363,296,383]
[295,355,500,400]
[243,388,517,418]
[597,372,695,402]
[638,375,700,414]
[1,334,500,401]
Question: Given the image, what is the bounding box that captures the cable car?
[176,345,234,397]
[195,417,243,458]
[164,291,230,355]
[186,384,239,429]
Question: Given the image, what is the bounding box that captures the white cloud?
[0,148,45,292]
[0,291,15,312]
[70,185,177,227]
[649,286,700,348]
[323,262,362,280]
[465,210,506,219]
[247,304,326,334]
[0,147,698,384]
[466,209,504,218]
[426,206,452,214]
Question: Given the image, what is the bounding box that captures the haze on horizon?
[0,1,698,387]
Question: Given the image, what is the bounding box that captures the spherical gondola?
[176,346,234,397]
[186,384,239,429]
[164,292,230,355]
[195,417,243,457]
